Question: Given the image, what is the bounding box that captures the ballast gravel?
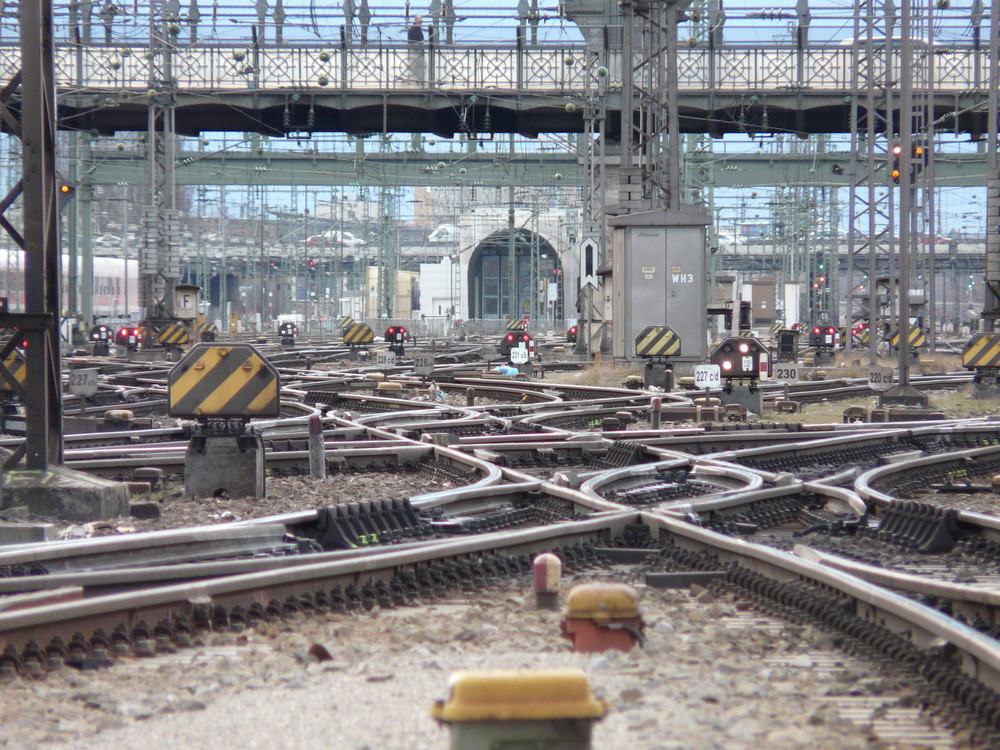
[0,582,951,750]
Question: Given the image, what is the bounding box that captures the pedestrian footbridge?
[2,41,988,136]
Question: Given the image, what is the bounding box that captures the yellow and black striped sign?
[963,333,1000,369]
[343,323,374,345]
[168,344,280,418]
[158,323,190,347]
[0,351,25,393]
[196,320,219,341]
[890,325,925,350]
[506,317,527,331]
[857,328,870,345]
[635,325,681,358]
[339,315,355,330]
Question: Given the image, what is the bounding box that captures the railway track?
[5,344,1000,746]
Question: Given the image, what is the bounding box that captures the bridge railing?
[0,43,986,94]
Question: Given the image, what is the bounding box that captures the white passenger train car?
[0,248,139,318]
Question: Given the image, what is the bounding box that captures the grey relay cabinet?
[610,206,710,365]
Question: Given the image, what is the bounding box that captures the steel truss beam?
[619,0,681,212]
[80,149,990,189]
[846,0,896,360]
[986,1,1000,329]
[141,2,180,322]
[577,39,609,354]
[377,136,401,319]
[0,1,63,470]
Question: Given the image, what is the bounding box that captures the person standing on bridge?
[343,0,355,44]
[359,0,371,44]
[443,0,456,44]
[99,1,121,45]
[406,15,426,84]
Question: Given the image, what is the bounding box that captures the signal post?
[499,330,535,376]
[710,336,772,415]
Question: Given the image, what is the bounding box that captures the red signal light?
[387,327,396,334]
[506,333,515,342]
[738,342,749,354]
[812,327,821,335]
[721,360,733,371]
[569,326,577,334]
[826,327,836,334]
[522,334,530,342]
[399,327,406,334]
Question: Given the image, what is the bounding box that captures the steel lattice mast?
[141,1,180,323]
[845,0,897,360]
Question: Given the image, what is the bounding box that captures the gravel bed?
[904,488,1000,516]
[0,578,940,750]
[4,472,462,537]
[442,392,507,408]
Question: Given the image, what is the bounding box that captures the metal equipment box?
[610,207,710,363]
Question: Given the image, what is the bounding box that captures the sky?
[17,1,993,234]
[45,0,988,46]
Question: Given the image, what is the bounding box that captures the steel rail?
[856,443,1000,509]
[7,505,1000,709]
[795,543,1000,621]
[0,524,293,573]
[0,475,621,586]
[658,481,868,521]
[578,456,765,506]
[640,511,1000,693]
[705,423,1000,483]
[0,537,466,596]
[0,512,641,653]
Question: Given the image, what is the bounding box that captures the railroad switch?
[775,398,801,413]
[842,405,947,423]
[431,669,608,750]
[103,409,135,430]
[867,500,959,553]
[560,583,644,653]
[623,374,644,390]
[310,500,430,549]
